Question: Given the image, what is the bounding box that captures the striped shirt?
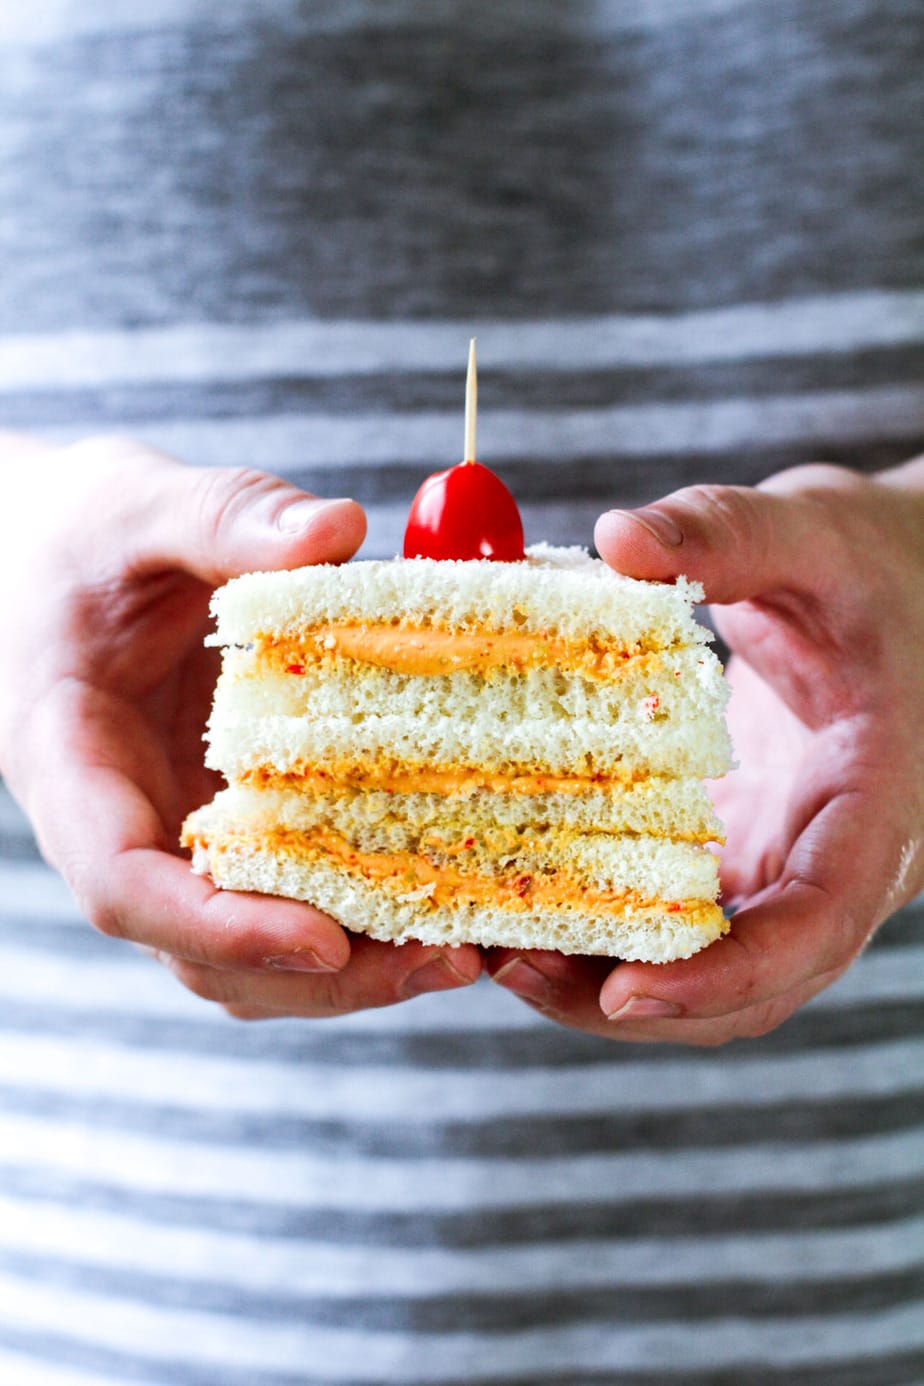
[1,1,923,1382]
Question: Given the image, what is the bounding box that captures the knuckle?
[676,483,764,546]
[682,999,795,1047]
[187,894,268,970]
[198,917,278,973]
[192,466,281,549]
[300,970,350,1016]
[735,996,798,1039]
[760,464,869,583]
[761,461,863,502]
[715,931,765,1008]
[788,876,857,974]
[75,851,154,946]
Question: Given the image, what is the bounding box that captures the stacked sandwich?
[182,543,732,962]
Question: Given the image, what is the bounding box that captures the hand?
[486,461,924,1044]
[0,434,482,1018]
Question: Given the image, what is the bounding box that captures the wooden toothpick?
[464,337,477,462]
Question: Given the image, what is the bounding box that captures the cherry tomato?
[403,460,525,561]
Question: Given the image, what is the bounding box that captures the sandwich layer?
[186,785,723,868]
[207,709,729,785]
[185,825,727,962]
[206,648,731,784]
[242,762,673,797]
[238,645,721,705]
[189,779,723,843]
[209,545,710,650]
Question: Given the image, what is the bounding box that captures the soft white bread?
[209,544,710,651]
[206,648,731,783]
[188,778,723,844]
[207,706,730,786]
[216,645,726,721]
[190,845,727,961]
[185,784,722,883]
[185,810,726,963]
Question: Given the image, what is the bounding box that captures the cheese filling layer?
[259,626,664,679]
[195,824,719,924]
[242,762,650,795]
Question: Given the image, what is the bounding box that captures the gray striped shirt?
[1,1,922,1382]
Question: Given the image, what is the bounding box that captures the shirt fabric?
[1,2,923,1383]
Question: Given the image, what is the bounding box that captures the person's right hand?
[486,460,924,1045]
[0,434,482,1019]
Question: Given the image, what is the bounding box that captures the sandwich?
[182,543,732,962]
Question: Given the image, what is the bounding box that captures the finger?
[33,690,473,986]
[64,440,367,583]
[165,936,482,1018]
[100,846,354,971]
[27,714,353,971]
[598,969,843,1045]
[150,462,369,581]
[487,948,837,1044]
[599,767,907,1027]
[593,479,846,605]
[485,949,615,1028]
[489,745,910,1041]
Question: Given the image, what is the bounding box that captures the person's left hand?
[0,434,483,1019]
[485,462,924,1044]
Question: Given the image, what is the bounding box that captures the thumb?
[135,458,367,583]
[57,443,368,584]
[593,482,839,605]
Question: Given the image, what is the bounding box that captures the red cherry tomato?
[403,460,525,561]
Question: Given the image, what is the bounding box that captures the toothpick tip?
[464,339,478,462]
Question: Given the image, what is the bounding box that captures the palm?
[710,650,814,907]
[58,568,224,849]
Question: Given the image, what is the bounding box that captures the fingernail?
[628,508,684,548]
[491,958,553,1007]
[401,953,474,999]
[277,498,353,534]
[606,994,683,1022]
[263,949,341,973]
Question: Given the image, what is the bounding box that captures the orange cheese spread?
[205,824,717,924]
[260,625,663,680]
[243,762,649,796]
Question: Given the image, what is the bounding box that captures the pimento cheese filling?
[197,824,718,923]
[258,625,666,679]
[242,762,651,796]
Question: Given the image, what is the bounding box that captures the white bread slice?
[185,784,723,874]
[206,703,730,785]
[188,779,723,845]
[206,644,731,781]
[216,645,728,722]
[185,832,727,962]
[209,545,710,651]
[183,784,725,960]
